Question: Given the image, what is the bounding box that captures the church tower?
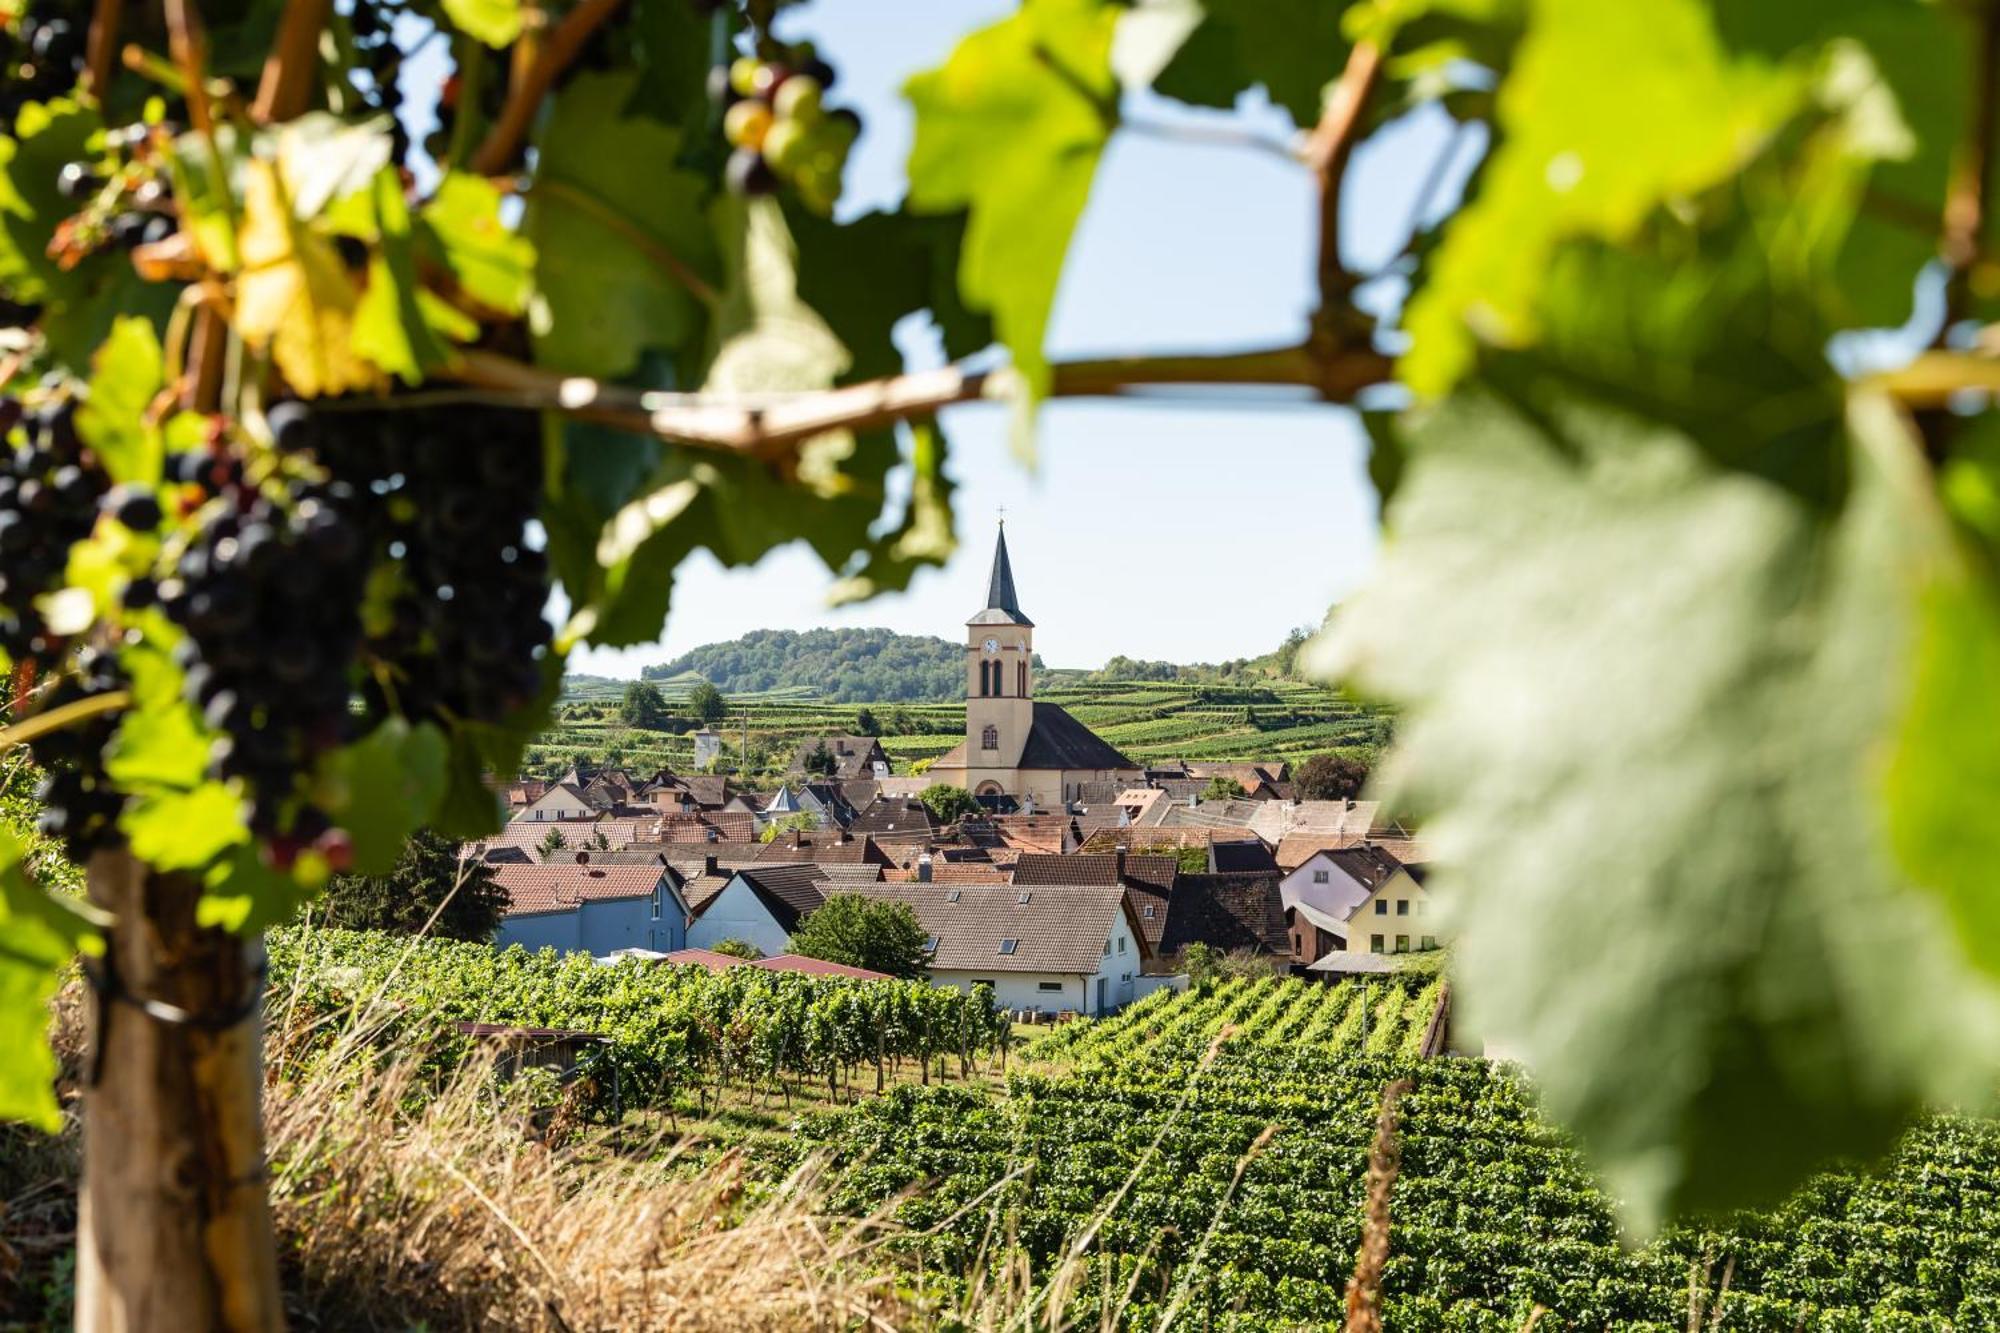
[964,522,1034,786]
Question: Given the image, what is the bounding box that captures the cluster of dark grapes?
[346,0,411,160]
[151,441,371,863]
[268,401,552,729]
[0,396,109,666]
[53,122,179,257]
[713,50,857,211]
[0,2,84,123]
[27,646,129,856]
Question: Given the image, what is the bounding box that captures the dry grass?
[266,1050,915,1331]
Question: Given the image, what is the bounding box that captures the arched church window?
[978,661,989,696]
[1017,661,1026,696]
[981,724,999,750]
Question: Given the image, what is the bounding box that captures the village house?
[684,863,832,958]
[1157,871,1290,972]
[850,880,1147,1016]
[492,858,692,956]
[789,734,892,781]
[1279,844,1436,962]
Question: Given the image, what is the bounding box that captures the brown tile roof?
[849,881,1138,974]
[477,817,656,860]
[847,797,942,841]
[790,736,890,781]
[1016,702,1140,772]
[987,814,1078,855]
[1012,852,1178,896]
[756,953,892,981]
[908,862,1013,885]
[818,862,888,887]
[1160,872,1289,958]
[492,863,668,917]
[1211,840,1279,874]
[755,831,894,867]
[1079,826,1215,855]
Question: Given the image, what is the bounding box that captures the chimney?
[837,830,850,845]
[1114,843,1127,881]
[704,855,720,877]
[917,853,933,883]
[574,850,590,866]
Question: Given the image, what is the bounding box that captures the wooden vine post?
[76,854,283,1332]
[73,5,323,1328]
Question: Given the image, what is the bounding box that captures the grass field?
[527,676,1390,779]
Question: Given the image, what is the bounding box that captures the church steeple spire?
[971,521,1033,626]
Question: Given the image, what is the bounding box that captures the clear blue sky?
[535,0,1474,675]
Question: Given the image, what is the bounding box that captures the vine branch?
[450,341,1393,458]
[1940,0,2000,334]
[470,0,628,177]
[1307,39,1385,323]
[85,0,122,102]
[254,0,334,124]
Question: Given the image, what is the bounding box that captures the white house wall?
[685,879,793,958]
[930,969,1087,1015]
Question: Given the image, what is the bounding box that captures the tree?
[686,681,728,725]
[318,830,508,943]
[802,740,838,777]
[1294,754,1370,802]
[785,895,931,979]
[5,1,2000,1312]
[618,680,671,730]
[710,938,763,961]
[1200,777,1247,802]
[1182,942,1221,991]
[538,827,570,859]
[918,783,981,825]
[759,811,818,843]
[854,706,881,736]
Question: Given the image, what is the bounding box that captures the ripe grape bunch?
[268,400,554,733]
[50,121,181,264]
[153,440,373,867]
[0,396,108,667]
[715,49,858,212]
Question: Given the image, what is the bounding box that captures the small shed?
[452,1022,619,1114]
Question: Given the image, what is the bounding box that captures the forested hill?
[644,629,975,701]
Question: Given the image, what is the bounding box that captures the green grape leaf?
[122,783,249,872]
[586,198,886,647]
[352,169,470,383]
[417,172,536,318]
[627,0,714,125]
[1400,0,1806,396]
[1151,0,1348,125]
[0,98,97,306]
[77,316,166,486]
[323,719,449,877]
[197,843,309,934]
[786,204,993,381]
[1310,386,2000,1229]
[0,827,93,1131]
[525,72,720,377]
[829,420,957,605]
[442,0,523,46]
[104,645,209,792]
[904,0,1119,418]
[1887,419,2000,979]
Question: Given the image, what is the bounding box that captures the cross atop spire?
[970,520,1033,626]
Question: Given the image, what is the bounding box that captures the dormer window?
[998,938,1019,955]
[1016,891,1031,904]
[924,934,940,953]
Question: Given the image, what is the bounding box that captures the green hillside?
[534,674,1388,780]
[642,628,973,702]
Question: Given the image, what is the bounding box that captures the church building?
[926,525,1143,807]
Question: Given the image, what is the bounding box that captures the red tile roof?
[491,863,667,916]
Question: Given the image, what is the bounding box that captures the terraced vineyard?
[793,976,2000,1331]
[529,678,1387,779]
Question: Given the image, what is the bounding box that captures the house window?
[1421,935,1437,951]
[1312,870,1329,884]
[650,887,662,919]
[1374,899,1388,915]
[924,934,940,953]
[973,979,997,989]
[1143,904,1155,919]
[1102,940,1111,955]
[1395,934,1410,953]
[946,889,962,902]
[998,938,1019,955]
[981,724,999,751]
[1370,934,1385,952]
[1396,900,1409,916]
[1037,981,1063,992]
[1017,661,1027,696]
[1116,936,1126,954]
[1017,891,1031,904]
[1414,901,1425,915]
